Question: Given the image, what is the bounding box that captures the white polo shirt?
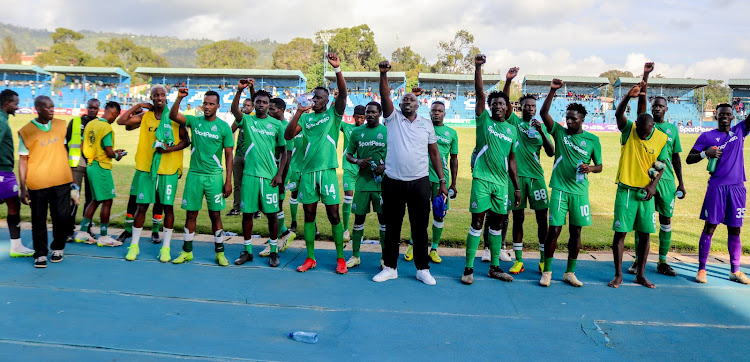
[383,109,436,181]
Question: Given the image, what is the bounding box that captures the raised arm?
[284,104,311,140]
[503,67,519,120]
[231,79,252,123]
[541,79,563,133]
[379,60,394,118]
[168,88,189,126]
[616,81,644,130]
[327,53,347,116]
[117,102,152,128]
[474,54,487,117]
[637,62,653,115]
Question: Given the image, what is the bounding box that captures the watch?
[439,179,446,184]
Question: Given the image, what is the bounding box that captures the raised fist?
[550,79,563,90]
[475,54,486,65]
[627,81,645,98]
[327,53,340,68]
[379,60,392,73]
[411,87,424,96]
[238,79,250,91]
[506,67,519,80]
[644,62,654,74]
[177,88,189,98]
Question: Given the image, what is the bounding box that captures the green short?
[469,178,509,215]
[130,170,179,206]
[352,190,382,215]
[510,176,549,211]
[181,172,226,212]
[548,188,592,227]
[87,162,115,201]
[612,185,656,233]
[286,171,301,193]
[241,175,279,214]
[343,168,357,192]
[654,177,676,218]
[299,169,339,205]
[431,182,449,209]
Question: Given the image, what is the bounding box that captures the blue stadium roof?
[44,66,129,78]
[0,64,52,76]
[135,67,306,80]
[614,77,707,89]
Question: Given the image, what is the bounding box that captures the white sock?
[10,238,22,249]
[214,230,223,244]
[131,227,143,246]
[244,239,252,246]
[184,231,195,242]
[270,239,278,247]
[163,228,173,248]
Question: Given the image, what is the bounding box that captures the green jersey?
[473,110,518,187]
[507,113,548,179]
[238,114,285,179]
[548,122,602,195]
[185,115,234,176]
[429,124,458,184]
[299,107,342,173]
[0,110,14,171]
[654,122,681,181]
[341,122,358,173]
[289,132,304,173]
[346,124,387,192]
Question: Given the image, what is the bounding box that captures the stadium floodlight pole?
[320,30,333,86]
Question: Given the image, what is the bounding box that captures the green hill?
[0,23,277,68]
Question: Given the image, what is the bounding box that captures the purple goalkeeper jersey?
[692,121,749,187]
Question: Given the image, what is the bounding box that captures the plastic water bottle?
[706,146,718,173]
[297,93,313,108]
[527,120,537,138]
[370,161,382,183]
[362,239,380,245]
[675,190,684,199]
[290,331,318,344]
[448,188,456,199]
[575,160,585,183]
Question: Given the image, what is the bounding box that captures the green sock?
[633,232,640,263]
[277,211,288,238]
[183,241,193,252]
[80,218,92,233]
[244,240,253,252]
[566,258,577,273]
[352,224,364,257]
[270,239,278,253]
[100,223,108,237]
[431,220,444,250]
[304,221,316,260]
[332,222,344,259]
[488,229,503,266]
[544,257,553,272]
[125,214,134,233]
[513,242,523,262]
[465,228,482,268]
[290,198,298,225]
[342,197,352,231]
[658,225,671,263]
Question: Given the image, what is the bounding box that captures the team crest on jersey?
[361,133,365,138]
[266,123,273,129]
[666,129,672,135]
[444,131,450,136]
[211,125,218,132]
[377,133,383,139]
[506,128,512,134]
[716,137,720,142]
[581,140,587,147]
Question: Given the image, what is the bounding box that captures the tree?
[391,46,428,89]
[696,79,729,111]
[0,36,21,64]
[599,69,634,97]
[97,38,168,83]
[305,62,325,91]
[33,28,101,67]
[433,30,481,74]
[314,25,382,71]
[272,37,314,72]
[196,40,258,68]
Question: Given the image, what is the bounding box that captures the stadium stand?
[43,66,130,108]
[415,73,504,126]
[0,64,53,107]
[523,75,610,123]
[729,79,750,121]
[614,77,707,126]
[323,70,406,113]
[134,68,307,111]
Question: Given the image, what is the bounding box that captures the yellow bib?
[616,125,668,188]
[134,111,184,175]
[82,120,114,169]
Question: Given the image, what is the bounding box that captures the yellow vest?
[134,111,184,175]
[82,119,114,170]
[616,125,668,188]
[19,119,73,190]
[68,116,82,167]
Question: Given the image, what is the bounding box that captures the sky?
[5,0,750,81]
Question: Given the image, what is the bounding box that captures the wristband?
[334,67,341,73]
[700,151,707,159]
[439,179,446,184]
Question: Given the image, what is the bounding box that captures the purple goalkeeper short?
[0,171,19,200]
[700,184,747,227]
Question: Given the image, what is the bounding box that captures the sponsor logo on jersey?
[488,125,513,143]
[563,136,589,157]
[359,140,386,147]
[250,125,276,137]
[305,115,330,129]
[195,130,220,140]
[436,134,451,144]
